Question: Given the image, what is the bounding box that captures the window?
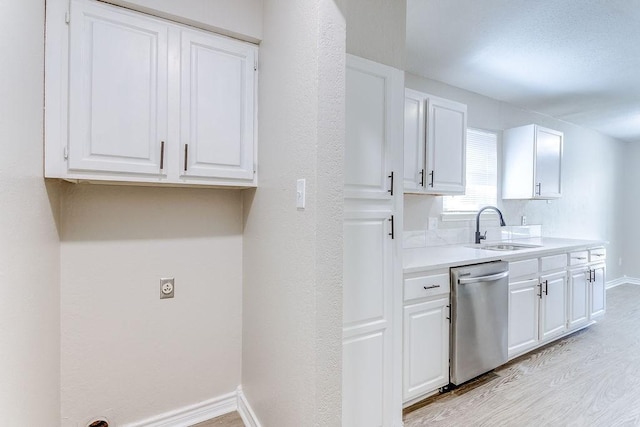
[443,128,498,212]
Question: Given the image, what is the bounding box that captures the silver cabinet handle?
[458,271,509,284]
[572,256,587,260]
[423,285,440,290]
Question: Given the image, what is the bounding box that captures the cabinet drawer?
[589,247,606,263]
[540,254,567,272]
[568,251,589,266]
[404,273,450,301]
[509,258,538,279]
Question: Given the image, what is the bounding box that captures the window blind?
[443,128,497,212]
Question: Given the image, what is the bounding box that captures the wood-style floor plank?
[404,284,640,427]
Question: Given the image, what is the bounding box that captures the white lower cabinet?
[568,267,590,329]
[402,270,450,405]
[403,296,450,403]
[590,263,606,319]
[508,247,606,361]
[539,270,568,340]
[508,277,540,358]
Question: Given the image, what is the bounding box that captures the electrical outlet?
[521,215,527,226]
[160,278,174,299]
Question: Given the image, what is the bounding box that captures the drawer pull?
[592,253,604,257]
[423,285,440,290]
[572,256,587,260]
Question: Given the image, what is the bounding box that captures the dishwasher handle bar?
[458,270,509,285]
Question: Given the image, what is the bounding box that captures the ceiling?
[406,0,640,143]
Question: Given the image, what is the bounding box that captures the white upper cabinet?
[180,29,256,181]
[403,89,466,195]
[45,0,258,187]
[68,1,168,176]
[502,124,563,199]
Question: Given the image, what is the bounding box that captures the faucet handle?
[480,231,487,241]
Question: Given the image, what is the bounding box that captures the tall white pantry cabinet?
[343,55,404,427]
[45,0,258,188]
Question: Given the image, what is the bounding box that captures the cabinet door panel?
[68,0,167,174]
[180,30,255,180]
[343,211,392,326]
[540,272,568,340]
[508,278,539,358]
[346,57,402,200]
[569,268,589,328]
[343,331,385,427]
[590,265,606,318]
[403,297,449,402]
[404,90,426,192]
[535,127,562,198]
[427,97,466,194]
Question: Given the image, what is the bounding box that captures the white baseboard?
[606,276,640,289]
[125,391,237,427]
[237,387,261,427]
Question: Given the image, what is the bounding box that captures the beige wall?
[0,0,61,425]
[344,0,406,69]
[241,0,345,425]
[60,185,243,425]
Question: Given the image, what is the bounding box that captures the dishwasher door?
[450,261,509,385]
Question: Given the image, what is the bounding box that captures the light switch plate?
[296,179,306,209]
[428,217,438,230]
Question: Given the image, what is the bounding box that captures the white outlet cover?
[160,278,174,299]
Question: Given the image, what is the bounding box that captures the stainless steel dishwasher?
[450,261,509,385]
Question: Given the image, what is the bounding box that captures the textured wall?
[60,186,242,425]
[0,0,61,425]
[344,0,406,69]
[404,73,627,280]
[241,0,345,425]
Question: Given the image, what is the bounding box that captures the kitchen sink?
[468,243,543,251]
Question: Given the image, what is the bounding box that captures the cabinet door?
[403,90,427,192]
[426,96,466,194]
[539,271,568,341]
[68,0,168,175]
[343,55,403,427]
[590,264,606,319]
[508,278,539,358]
[534,126,562,198]
[345,56,402,200]
[568,268,589,329]
[180,29,256,181]
[403,297,450,402]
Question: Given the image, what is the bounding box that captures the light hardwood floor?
[405,284,640,426]
[191,412,244,427]
[196,285,639,427]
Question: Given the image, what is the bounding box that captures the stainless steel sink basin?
[468,243,543,251]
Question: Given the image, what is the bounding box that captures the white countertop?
[403,237,606,274]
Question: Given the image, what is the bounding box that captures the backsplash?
[403,225,542,249]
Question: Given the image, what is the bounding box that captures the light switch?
[296,179,306,209]
[428,217,438,230]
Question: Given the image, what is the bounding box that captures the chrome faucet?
[475,206,506,244]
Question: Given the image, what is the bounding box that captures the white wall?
[57,1,257,425]
[622,145,640,278]
[60,186,242,425]
[0,0,61,425]
[404,73,627,280]
[103,0,262,42]
[241,0,345,425]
